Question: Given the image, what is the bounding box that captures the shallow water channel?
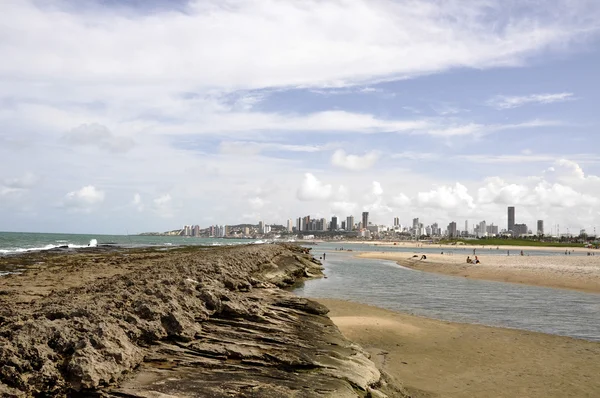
[294,244,600,342]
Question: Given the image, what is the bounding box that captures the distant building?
[362,212,369,230]
[286,219,293,233]
[346,216,354,231]
[341,221,346,230]
[486,224,499,236]
[330,216,338,231]
[394,217,400,227]
[508,206,515,233]
[258,221,264,234]
[447,221,458,238]
[513,223,528,237]
[192,225,200,237]
[537,220,544,235]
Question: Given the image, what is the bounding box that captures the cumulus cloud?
[296,173,332,201]
[249,197,268,209]
[417,183,475,209]
[63,185,105,211]
[487,93,575,109]
[62,123,135,153]
[331,149,380,171]
[478,177,529,205]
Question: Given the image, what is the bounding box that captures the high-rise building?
[296,217,302,232]
[286,219,293,233]
[514,223,528,236]
[346,216,354,231]
[393,217,400,227]
[192,225,200,237]
[341,221,346,230]
[537,220,544,235]
[362,212,369,229]
[508,206,515,232]
[258,221,264,234]
[447,222,458,238]
[412,218,419,229]
[465,220,469,235]
[330,216,338,231]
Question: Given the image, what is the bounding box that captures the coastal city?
[158,206,597,241]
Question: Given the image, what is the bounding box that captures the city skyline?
[1,1,600,235]
[176,205,595,238]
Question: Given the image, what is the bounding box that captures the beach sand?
[356,251,600,293]
[317,298,600,398]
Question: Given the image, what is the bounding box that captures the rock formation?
[0,244,407,397]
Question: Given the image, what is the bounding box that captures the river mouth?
[294,244,600,342]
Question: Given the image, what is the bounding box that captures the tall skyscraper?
[447,222,458,238]
[465,220,469,234]
[346,216,354,231]
[508,206,515,232]
[537,220,544,235]
[286,219,293,232]
[362,212,369,229]
[330,216,338,231]
[393,217,400,227]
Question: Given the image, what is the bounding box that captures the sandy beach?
[356,251,600,293]
[338,239,597,253]
[318,298,600,398]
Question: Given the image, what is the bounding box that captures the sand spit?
[0,244,405,397]
[318,299,600,398]
[357,252,600,293]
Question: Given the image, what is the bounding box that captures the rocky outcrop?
[0,244,406,397]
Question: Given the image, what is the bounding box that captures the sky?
[1,0,600,235]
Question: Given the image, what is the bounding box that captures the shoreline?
[318,298,600,398]
[356,251,600,294]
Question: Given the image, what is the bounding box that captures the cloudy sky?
[1,0,600,235]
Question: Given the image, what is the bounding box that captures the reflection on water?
[295,245,600,342]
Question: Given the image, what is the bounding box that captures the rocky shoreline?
[0,244,406,397]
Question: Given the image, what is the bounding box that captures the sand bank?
[318,298,600,398]
[357,251,600,293]
[338,240,594,253]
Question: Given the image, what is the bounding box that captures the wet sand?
[318,298,600,398]
[356,252,600,294]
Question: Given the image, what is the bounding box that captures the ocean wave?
[0,239,98,255]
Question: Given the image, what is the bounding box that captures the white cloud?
[478,177,529,205]
[152,194,174,218]
[372,181,384,196]
[132,193,144,212]
[249,197,268,209]
[63,185,105,211]
[62,123,135,153]
[296,173,332,201]
[331,201,358,216]
[219,141,326,156]
[487,93,575,110]
[417,183,475,209]
[1,172,39,196]
[392,193,411,207]
[331,149,380,170]
[2,1,595,89]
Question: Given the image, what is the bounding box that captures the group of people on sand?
[466,255,480,264]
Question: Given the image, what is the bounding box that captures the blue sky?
[1,0,600,234]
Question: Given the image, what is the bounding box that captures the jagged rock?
[0,244,405,397]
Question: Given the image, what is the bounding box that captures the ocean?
[0,231,267,255]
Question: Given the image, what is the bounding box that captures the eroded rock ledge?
[0,244,406,397]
